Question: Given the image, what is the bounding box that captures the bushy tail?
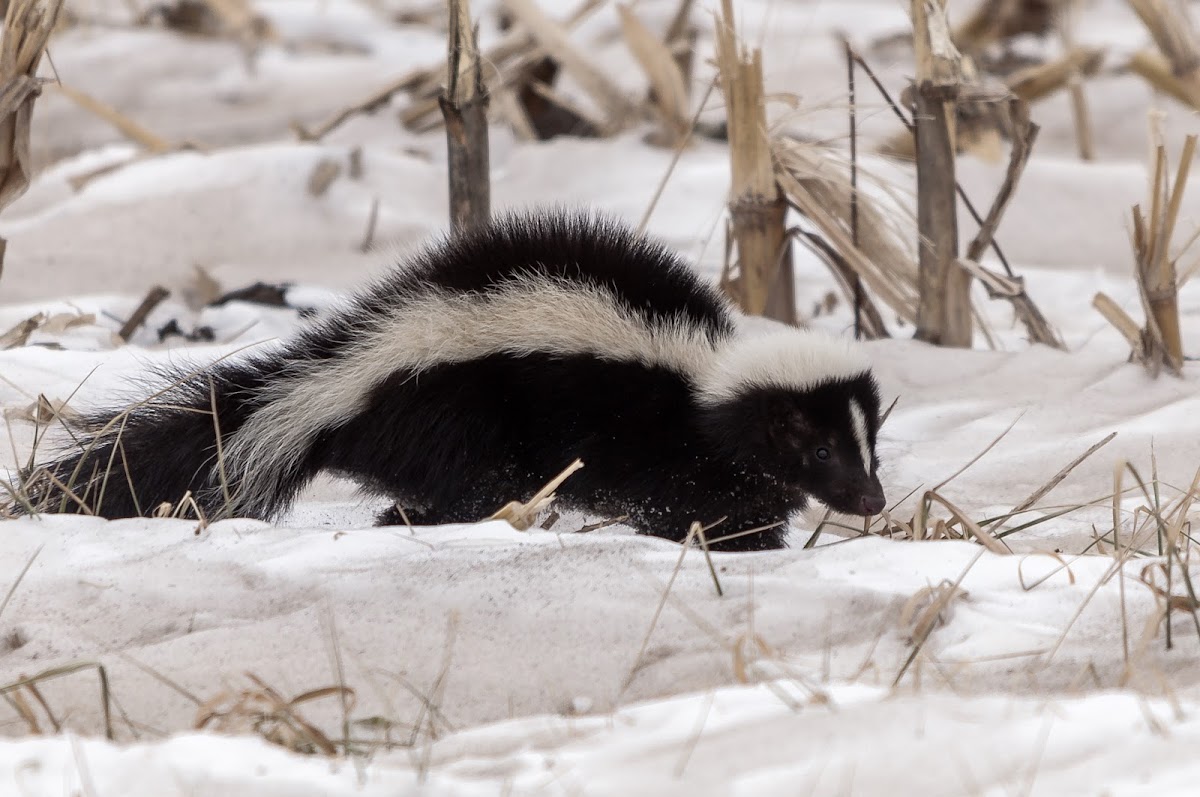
[21,353,325,522]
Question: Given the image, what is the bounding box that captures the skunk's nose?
[860,494,886,516]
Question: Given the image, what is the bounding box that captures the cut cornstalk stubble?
[1094,133,1196,376]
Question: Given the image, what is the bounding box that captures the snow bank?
[0,512,1182,744]
[3,683,1200,796]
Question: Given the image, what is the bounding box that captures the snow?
[3,685,1200,795]
[1,0,1200,794]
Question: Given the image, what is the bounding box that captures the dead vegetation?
[141,0,274,70]
[196,674,355,756]
[911,0,972,347]
[440,0,490,230]
[713,0,794,325]
[20,0,1077,343]
[1094,133,1195,375]
[1125,0,1200,110]
[0,0,63,282]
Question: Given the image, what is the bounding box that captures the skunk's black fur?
[27,211,885,551]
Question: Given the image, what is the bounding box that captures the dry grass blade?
[1128,0,1200,77]
[293,71,426,141]
[5,687,42,734]
[1127,50,1200,109]
[1122,462,1200,647]
[899,580,968,644]
[196,672,350,758]
[503,0,634,133]
[0,312,43,349]
[1,662,114,740]
[416,614,458,776]
[1018,553,1077,591]
[988,432,1118,536]
[490,458,583,530]
[195,672,353,756]
[639,76,717,234]
[620,521,702,697]
[617,4,688,144]
[1006,47,1105,103]
[934,412,1023,492]
[0,310,94,350]
[791,229,890,338]
[772,138,919,325]
[1050,9,1097,162]
[0,0,63,244]
[49,83,173,154]
[0,544,41,620]
[961,99,1064,348]
[1043,459,1194,663]
[1092,292,1145,356]
[1126,0,1200,109]
[574,514,629,533]
[117,286,170,341]
[926,491,1009,553]
[692,521,724,597]
[964,101,1035,263]
[357,197,381,254]
[893,548,984,687]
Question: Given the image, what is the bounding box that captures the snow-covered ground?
[1,0,1199,794]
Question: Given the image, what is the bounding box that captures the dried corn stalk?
[1093,134,1196,375]
[913,0,972,347]
[880,48,1103,162]
[715,0,795,323]
[440,0,491,231]
[0,0,64,286]
[1127,0,1200,110]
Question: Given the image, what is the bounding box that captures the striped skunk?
[25,211,885,551]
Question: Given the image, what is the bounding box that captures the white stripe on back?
[213,275,874,518]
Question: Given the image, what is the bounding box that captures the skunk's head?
[697,330,886,517]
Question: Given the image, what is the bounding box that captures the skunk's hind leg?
[375,502,440,527]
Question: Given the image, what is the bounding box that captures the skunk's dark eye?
[815,447,831,461]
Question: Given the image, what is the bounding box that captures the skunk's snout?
[860,492,886,516]
[859,474,886,516]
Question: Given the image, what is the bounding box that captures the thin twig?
[117,286,169,341]
[842,38,863,339]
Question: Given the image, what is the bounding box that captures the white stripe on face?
[849,400,872,474]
